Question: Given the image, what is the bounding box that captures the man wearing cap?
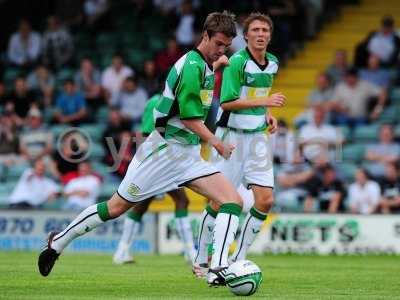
[20,108,54,163]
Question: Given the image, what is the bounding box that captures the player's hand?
[263,93,285,107]
[213,55,229,71]
[211,138,235,159]
[267,115,278,134]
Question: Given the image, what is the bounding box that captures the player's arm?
[181,119,234,159]
[221,93,285,111]
[219,55,285,111]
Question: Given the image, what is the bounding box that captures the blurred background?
[0,0,399,255]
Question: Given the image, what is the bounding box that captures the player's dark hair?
[243,12,274,38]
[203,11,237,38]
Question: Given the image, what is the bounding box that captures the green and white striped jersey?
[140,94,161,135]
[154,49,214,145]
[216,47,279,132]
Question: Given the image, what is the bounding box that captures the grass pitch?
[0,252,399,299]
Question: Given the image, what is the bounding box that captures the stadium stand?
[0,0,399,214]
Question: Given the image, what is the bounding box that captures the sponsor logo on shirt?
[127,183,141,196]
[247,76,255,84]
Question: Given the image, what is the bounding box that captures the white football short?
[117,131,219,202]
[211,127,274,190]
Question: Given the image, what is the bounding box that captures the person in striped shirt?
[113,94,196,265]
[194,13,286,276]
[38,11,242,287]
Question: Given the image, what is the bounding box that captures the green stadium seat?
[50,124,69,138]
[3,68,22,85]
[353,125,379,142]
[96,33,118,48]
[342,143,366,164]
[336,162,358,182]
[99,182,116,200]
[394,124,400,139]
[80,124,106,142]
[376,106,399,124]
[89,143,106,160]
[7,163,29,181]
[96,107,109,122]
[57,68,75,80]
[337,125,352,142]
[390,87,400,103]
[91,161,111,177]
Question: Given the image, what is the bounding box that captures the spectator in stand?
[0,112,23,171]
[0,81,8,106]
[276,150,314,211]
[295,72,334,126]
[7,76,38,119]
[140,60,161,96]
[8,158,59,209]
[50,131,88,184]
[270,119,296,164]
[7,19,41,69]
[101,54,134,104]
[328,68,387,126]
[74,57,103,112]
[298,105,342,163]
[377,163,400,214]
[325,49,348,85]
[266,0,296,63]
[349,168,381,214]
[19,108,53,163]
[304,164,346,213]
[41,16,74,70]
[155,37,183,76]
[27,65,55,107]
[175,0,196,51]
[309,73,335,106]
[113,76,148,131]
[230,13,247,53]
[102,108,130,178]
[366,16,400,68]
[84,0,109,26]
[63,161,101,211]
[53,79,87,125]
[365,124,400,178]
[359,54,392,89]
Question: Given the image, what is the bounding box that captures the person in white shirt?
[8,159,59,209]
[298,105,342,162]
[101,54,134,104]
[63,161,101,211]
[349,168,381,214]
[328,68,387,126]
[175,0,195,51]
[367,16,400,67]
[7,19,41,69]
[112,76,148,130]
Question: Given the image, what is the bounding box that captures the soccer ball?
[224,260,262,296]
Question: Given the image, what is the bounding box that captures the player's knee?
[255,192,274,212]
[107,194,133,217]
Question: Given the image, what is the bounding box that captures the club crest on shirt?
[127,183,141,196]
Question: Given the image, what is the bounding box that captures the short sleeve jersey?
[140,94,161,135]
[216,48,279,132]
[154,49,214,144]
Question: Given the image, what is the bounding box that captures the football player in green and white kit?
[39,11,242,286]
[113,94,197,265]
[193,13,286,277]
